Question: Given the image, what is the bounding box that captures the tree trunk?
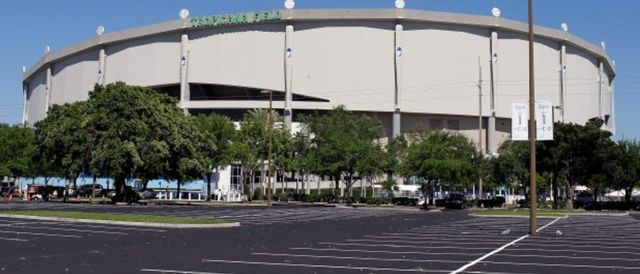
[206,171,212,202]
[565,181,575,209]
[249,169,256,199]
[92,174,97,200]
[177,180,181,199]
[551,172,559,209]
[625,187,633,203]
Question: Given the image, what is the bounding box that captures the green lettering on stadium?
[190,10,282,28]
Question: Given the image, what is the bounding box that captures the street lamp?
[261,90,274,207]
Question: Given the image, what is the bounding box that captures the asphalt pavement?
[0,202,638,274]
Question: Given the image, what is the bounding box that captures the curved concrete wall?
[22,9,615,143]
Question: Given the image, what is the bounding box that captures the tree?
[34,102,95,200]
[234,110,269,198]
[87,82,206,201]
[402,131,481,205]
[611,140,640,203]
[0,124,36,179]
[192,113,235,201]
[493,140,531,204]
[301,106,384,202]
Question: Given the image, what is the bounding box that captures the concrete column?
[22,83,28,125]
[393,24,403,138]
[610,80,616,133]
[180,33,190,114]
[45,66,52,111]
[598,61,604,119]
[488,31,498,155]
[284,24,294,130]
[98,48,106,85]
[559,44,566,122]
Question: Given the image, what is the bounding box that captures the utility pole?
[528,0,538,235]
[477,56,484,202]
[267,90,274,207]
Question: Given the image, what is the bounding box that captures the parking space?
[0,216,167,243]
[0,202,424,226]
[1,202,638,274]
[138,215,640,274]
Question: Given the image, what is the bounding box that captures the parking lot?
[0,202,639,273]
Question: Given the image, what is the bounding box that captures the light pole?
[528,0,538,235]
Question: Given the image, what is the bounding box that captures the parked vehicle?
[76,184,105,197]
[136,188,156,199]
[444,193,467,209]
[1,181,17,197]
[392,196,419,206]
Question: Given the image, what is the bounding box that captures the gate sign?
[511,102,529,141]
[511,101,555,141]
[536,101,554,141]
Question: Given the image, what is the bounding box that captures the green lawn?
[0,210,231,224]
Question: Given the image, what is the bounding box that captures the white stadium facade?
[21,5,616,197]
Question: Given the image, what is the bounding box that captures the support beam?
[98,48,106,85]
[45,66,52,112]
[488,31,498,155]
[22,83,28,126]
[284,24,294,130]
[393,23,403,138]
[598,61,604,119]
[559,44,566,122]
[180,33,190,114]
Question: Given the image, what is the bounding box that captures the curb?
[0,214,240,229]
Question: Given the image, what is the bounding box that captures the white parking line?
[504,247,640,256]
[25,222,167,233]
[10,225,129,235]
[318,242,496,250]
[202,258,452,273]
[494,253,640,262]
[0,236,29,242]
[449,217,562,274]
[252,252,468,264]
[0,230,82,238]
[345,238,514,246]
[140,268,231,274]
[290,247,485,257]
[483,260,640,270]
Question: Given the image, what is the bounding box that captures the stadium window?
[446,119,460,131]
[429,119,443,131]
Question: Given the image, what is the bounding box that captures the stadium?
[21,6,616,198]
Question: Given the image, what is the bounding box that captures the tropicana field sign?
[190,10,282,28]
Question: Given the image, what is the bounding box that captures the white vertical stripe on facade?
[284,24,294,130]
[45,66,52,112]
[488,31,498,155]
[560,44,566,123]
[393,23,403,138]
[598,61,604,119]
[98,48,106,85]
[22,83,28,125]
[180,33,189,112]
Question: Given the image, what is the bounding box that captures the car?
[1,181,17,197]
[135,188,156,199]
[444,193,467,209]
[76,184,105,197]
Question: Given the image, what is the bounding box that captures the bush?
[479,197,505,208]
[584,201,640,211]
[366,197,391,205]
[434,199,446,207]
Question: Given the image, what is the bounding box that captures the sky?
[0,0,638,140]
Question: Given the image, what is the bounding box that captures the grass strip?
[1,210,231,224]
